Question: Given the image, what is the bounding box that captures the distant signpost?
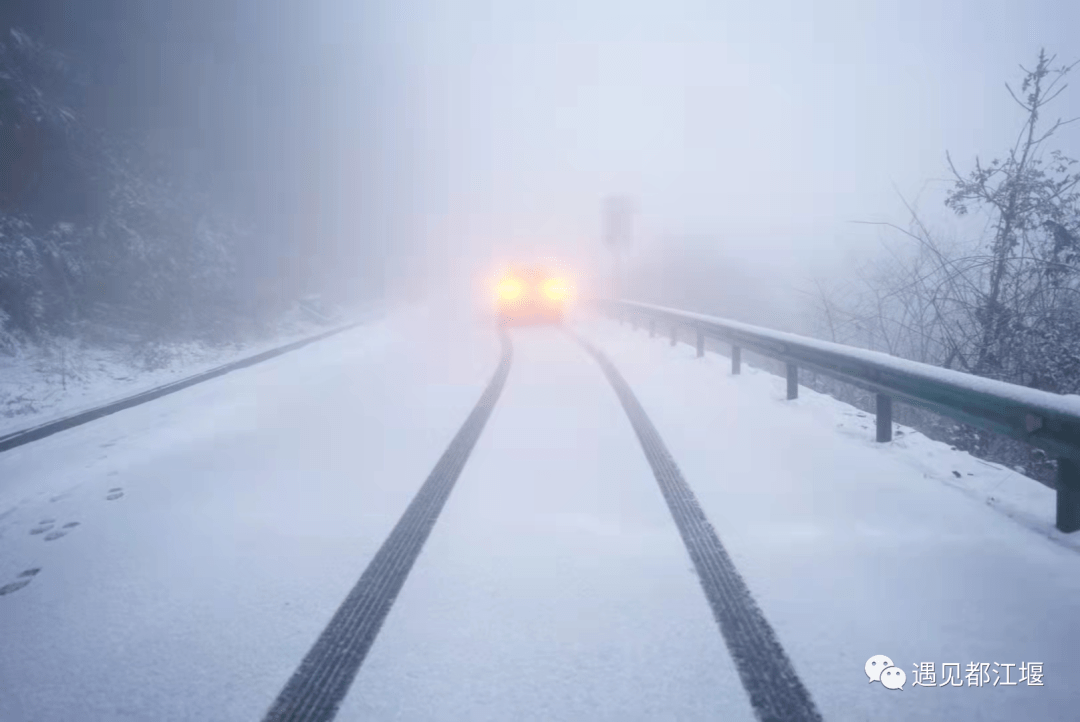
[603,195,634,299]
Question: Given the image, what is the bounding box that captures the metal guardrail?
[592,299,1080,533]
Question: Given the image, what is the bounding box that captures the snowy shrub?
[806,50,1080,485]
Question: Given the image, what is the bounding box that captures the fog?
[3,0,1078,328]
[363,0,1080,324]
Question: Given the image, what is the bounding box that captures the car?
[494,264,572,325]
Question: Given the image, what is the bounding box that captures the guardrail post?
[670,326,677,346]
[1057,458,1080,533]
[649,320,655,338]
[732,346,741,374]
[696,330,704,358]
[876,394,893,442]
[786,363,798,399]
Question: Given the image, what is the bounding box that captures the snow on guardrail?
[593,298,1080,534]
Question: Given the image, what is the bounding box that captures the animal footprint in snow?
[29,519,56,535]
[44,522,79,541]
[107,487,124,501]
[0,568,41,596]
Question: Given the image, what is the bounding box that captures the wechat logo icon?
[866,654,906,691]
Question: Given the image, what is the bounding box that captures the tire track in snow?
[262,332,514,722]
[573,332,824,722]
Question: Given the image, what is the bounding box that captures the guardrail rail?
[591,299,1080,534]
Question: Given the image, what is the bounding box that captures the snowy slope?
[0,302,383,439]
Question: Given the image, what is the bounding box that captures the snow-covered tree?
[0,27,252,343]
[807,50,1080,482]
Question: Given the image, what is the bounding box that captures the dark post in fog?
[603,194,634,300]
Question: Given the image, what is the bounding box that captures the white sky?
[321,0,1080,298]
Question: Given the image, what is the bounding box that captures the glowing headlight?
[498,278,523,300]
[543,278,569,300]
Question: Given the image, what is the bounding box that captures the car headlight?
[498,278,523,300]
[543,278,569,300]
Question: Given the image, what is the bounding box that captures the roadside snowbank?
[0,300,383,438]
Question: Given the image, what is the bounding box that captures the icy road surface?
[1,308,1079,721]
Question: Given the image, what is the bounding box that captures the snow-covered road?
[342,326,756,722]
[1,308,1078,721]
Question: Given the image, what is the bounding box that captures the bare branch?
[1005,82,1032,111]
[1041,83,1069,106]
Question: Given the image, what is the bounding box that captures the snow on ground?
[344,325,754,722]
[2,305,1079,721]
[0,303,498,721]
[0,300,382,438]
[573,312,1080,722]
